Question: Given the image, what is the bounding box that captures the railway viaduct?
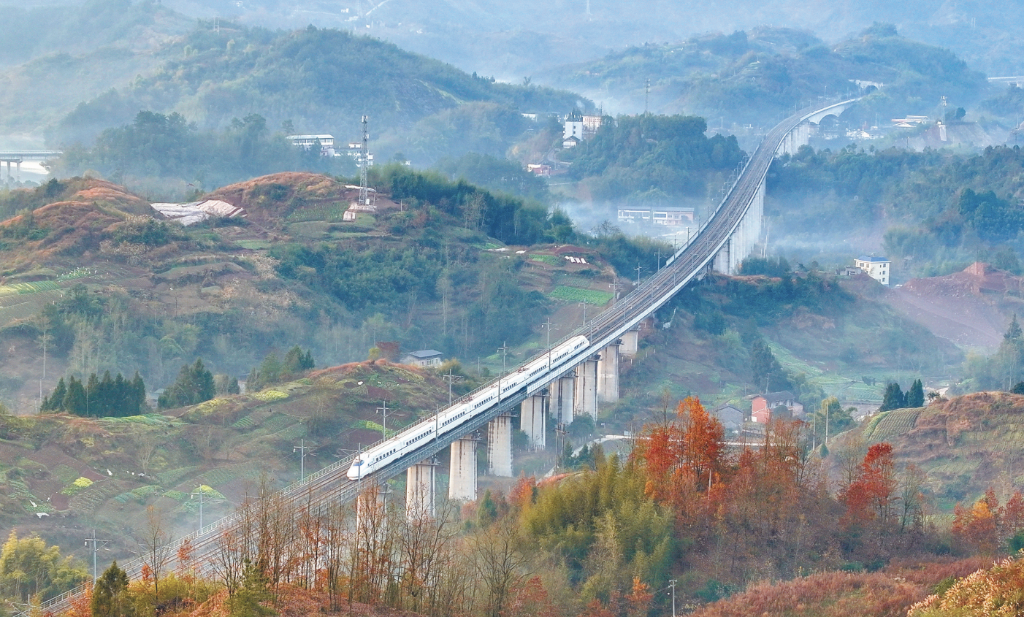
[27,98,859,616]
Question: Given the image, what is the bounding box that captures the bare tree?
[351,485,397,605]
[251,474,295,602]
[900,463,928,534]
[140,505,173,605]
[470,514,527,617]
[321,500,352,611]
[398,500,463,613]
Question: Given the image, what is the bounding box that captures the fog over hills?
[9,0,1012,88]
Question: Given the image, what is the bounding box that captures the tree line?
[40,371,146,417]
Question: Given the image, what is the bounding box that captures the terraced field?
[863,408,921,443]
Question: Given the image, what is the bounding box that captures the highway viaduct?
[0,151,61,184]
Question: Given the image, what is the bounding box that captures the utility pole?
[442,369,458,406]
[359,115,370,206]
[497,342,509,401]
[825,401,830,446]
[636,263,642,286]
[498,342,509,377]
[376,400,388,440]
[542,318,557,369]
[579,301,588,326]
[294,439,312,482]
[645,78,650,115]
[669,579,677,617]
[190,487,205,531]
[84,530,105,583]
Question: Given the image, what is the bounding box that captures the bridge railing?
[19,96,863,617]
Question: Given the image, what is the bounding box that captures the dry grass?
[692,558,988,617]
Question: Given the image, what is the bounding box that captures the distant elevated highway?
[0,150,62,183]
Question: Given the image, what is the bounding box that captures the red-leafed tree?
[842,443,898,527]
[502,576,558,617]
[630,396,724,498]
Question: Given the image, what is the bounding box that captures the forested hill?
[0,0,192,66]
[543,26,987,125]
[52,24,586,164]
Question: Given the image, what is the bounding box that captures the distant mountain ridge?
[100,0,1024,83]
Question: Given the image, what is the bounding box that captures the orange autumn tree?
[953,487,1024,554]
[630,396,725,500]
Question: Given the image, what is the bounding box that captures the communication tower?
[359,115,370,206]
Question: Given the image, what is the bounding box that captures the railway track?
[27,99,856,617]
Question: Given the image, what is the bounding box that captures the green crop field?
[550,286,613,305]
[235,240,272,250]
[0,281,60,296]
[530,255,560,265]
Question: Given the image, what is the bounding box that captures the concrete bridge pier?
[715,177,765,275]
[448,437,477,501]
[487,414,514,477]
[520,393,546,450]
[574,357,599,419]
[620,329,639,358]
[776,122,812,156]
[597,342,620,403]
[406,460,436,521]
[552,376,575,425]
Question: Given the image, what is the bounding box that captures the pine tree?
[91,561,133,617]
[63,377,87,416]
[85,373,100,416]
[226,560,274,617]
[192,359,216,402]
[283,346,304,374]
[159,359,215,409]
[131,372,146,414]
[906,379,925,408]
[749,339,792,393]
[42,377,66,412]
[999,314,1024,388]
[880,382,906,412]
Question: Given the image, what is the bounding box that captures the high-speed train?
[347,335,590,480]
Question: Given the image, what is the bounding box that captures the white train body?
[346,335,590,480]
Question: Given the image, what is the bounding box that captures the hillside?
[0,358,454,563]
[846,391,1024,512]
[885,262,1024,351]
[607,269,961,429]
[0,169,659,414]
[39,22,586,166]
[690,558,988,617]
[541,26,988,125]
[766,145,1024,282]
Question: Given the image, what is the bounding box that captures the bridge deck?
[26,99,859,617]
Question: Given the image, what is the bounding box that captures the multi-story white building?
[287,134,337,156]
[617,207,695,227]
[855,256,891,286]
[563,109,584,148]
